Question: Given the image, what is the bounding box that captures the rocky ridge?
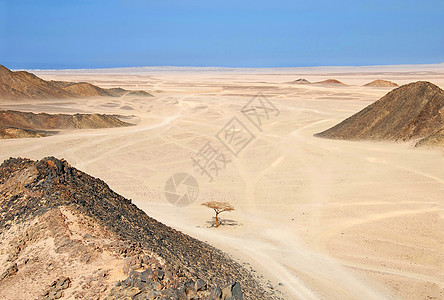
[0,65,153,100]
[0,157,275,299]
[0,110,133,139]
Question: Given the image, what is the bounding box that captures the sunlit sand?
[1,64,443,299]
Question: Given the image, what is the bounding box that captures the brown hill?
[0,157,271,299]
[364,80,399,87]
[314,79,346,85]
[52,81,114,97]
[315,81,444,145]
[107,87,129,97]
[0,65,75,100]
[0,127,56,139]
[0,65,153,100]
[0,110,133,139]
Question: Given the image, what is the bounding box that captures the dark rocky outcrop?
[106,264,244,299]
[0,157,273,299]
[41,277,71,300]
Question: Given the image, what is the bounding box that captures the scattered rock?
[41,277,71,300]
[210,286,223,299]
[0,263,18,280]
[0,157,273,299]
[195,278,207,291]
[231,282,243,300]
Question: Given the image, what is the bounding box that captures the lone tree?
[201,201,234,228]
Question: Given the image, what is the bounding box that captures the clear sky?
[1,0,443,69]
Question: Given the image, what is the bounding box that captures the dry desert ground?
[1,65,443,299]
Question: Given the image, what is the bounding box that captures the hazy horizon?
[10,62,444,72]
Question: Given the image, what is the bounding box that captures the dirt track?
[1,65,443,299]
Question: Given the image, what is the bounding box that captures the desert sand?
[1,64,443,299]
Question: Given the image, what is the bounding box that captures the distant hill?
[51,80,115,97]
[0,157,269,299]
[314,79,346,85]
[315,81,444,146]
[0,65,153,100]
[291,78,311,84]
[0,110,133,139]
[125,90,154,97]
[364,80,399,87]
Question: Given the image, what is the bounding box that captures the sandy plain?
[0,64,443,299]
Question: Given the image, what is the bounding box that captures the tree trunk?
[215,211,220,227]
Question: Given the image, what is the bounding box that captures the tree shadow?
[206,217,240,228]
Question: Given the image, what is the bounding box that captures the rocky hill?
[0,65,73,100]
[0,110,133,139]
[363,79,399,87]
[315,81,444,146]
[291,78,311,84]
[0,65,153,100]
[314,79,346,85]
[0,157,273,299]
[51,81,116,97]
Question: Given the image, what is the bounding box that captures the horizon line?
[16,62,444,72]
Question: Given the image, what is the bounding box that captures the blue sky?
[1,0,443,69]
